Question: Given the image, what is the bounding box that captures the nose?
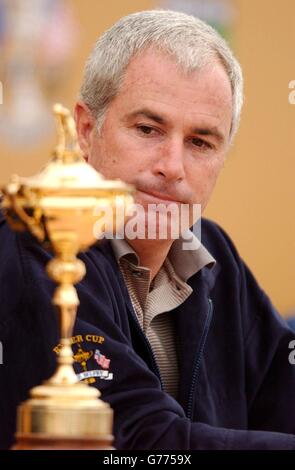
[152,136,185,182]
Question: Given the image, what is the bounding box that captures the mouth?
[136,189,181,205]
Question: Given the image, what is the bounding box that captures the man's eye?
[136,125,155,135]
[191,137,212,150]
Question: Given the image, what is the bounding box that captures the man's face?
[76,48,233,227]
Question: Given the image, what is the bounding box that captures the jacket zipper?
[128,305,164,390]
[186,298,213,419]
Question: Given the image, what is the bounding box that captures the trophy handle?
[53,104,81,161]
[1,176,45,241]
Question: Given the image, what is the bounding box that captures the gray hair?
[80,9,243,141]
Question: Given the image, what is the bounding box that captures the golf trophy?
[1,104,134,449]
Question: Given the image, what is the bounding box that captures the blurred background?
[0,0,294,317]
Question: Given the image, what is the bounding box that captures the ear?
[74,101,97,162]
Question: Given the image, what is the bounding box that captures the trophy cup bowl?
[0,104,134,449]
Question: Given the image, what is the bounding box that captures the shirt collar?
[110,229,215,282]
[168,229,215,281]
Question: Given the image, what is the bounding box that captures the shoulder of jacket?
[201,217,242,268]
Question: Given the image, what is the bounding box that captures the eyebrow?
[125,108,226,143]
[125,108,166,125]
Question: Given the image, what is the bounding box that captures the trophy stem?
[49,338,77,386]
[45,250,85,384]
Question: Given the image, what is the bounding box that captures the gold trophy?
[0,104,134,449]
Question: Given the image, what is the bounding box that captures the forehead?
[112,48,233,134]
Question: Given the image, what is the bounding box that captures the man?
[1,10,295,450]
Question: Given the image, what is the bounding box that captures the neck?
[127,238,173,280]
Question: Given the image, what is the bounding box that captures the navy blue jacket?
[1,212,295,450]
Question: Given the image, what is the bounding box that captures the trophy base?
[13,381,114,450]
[13,433,113,450]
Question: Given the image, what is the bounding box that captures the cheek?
[89,129,122,174]
[188,157,224,205]
[90,130,146,181]
[112,130,155,169]
[88,137,107,173]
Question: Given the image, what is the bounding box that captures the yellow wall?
[0,0,294,315]
[205,0,295,315]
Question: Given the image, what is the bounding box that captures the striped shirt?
[110,231,215,399]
